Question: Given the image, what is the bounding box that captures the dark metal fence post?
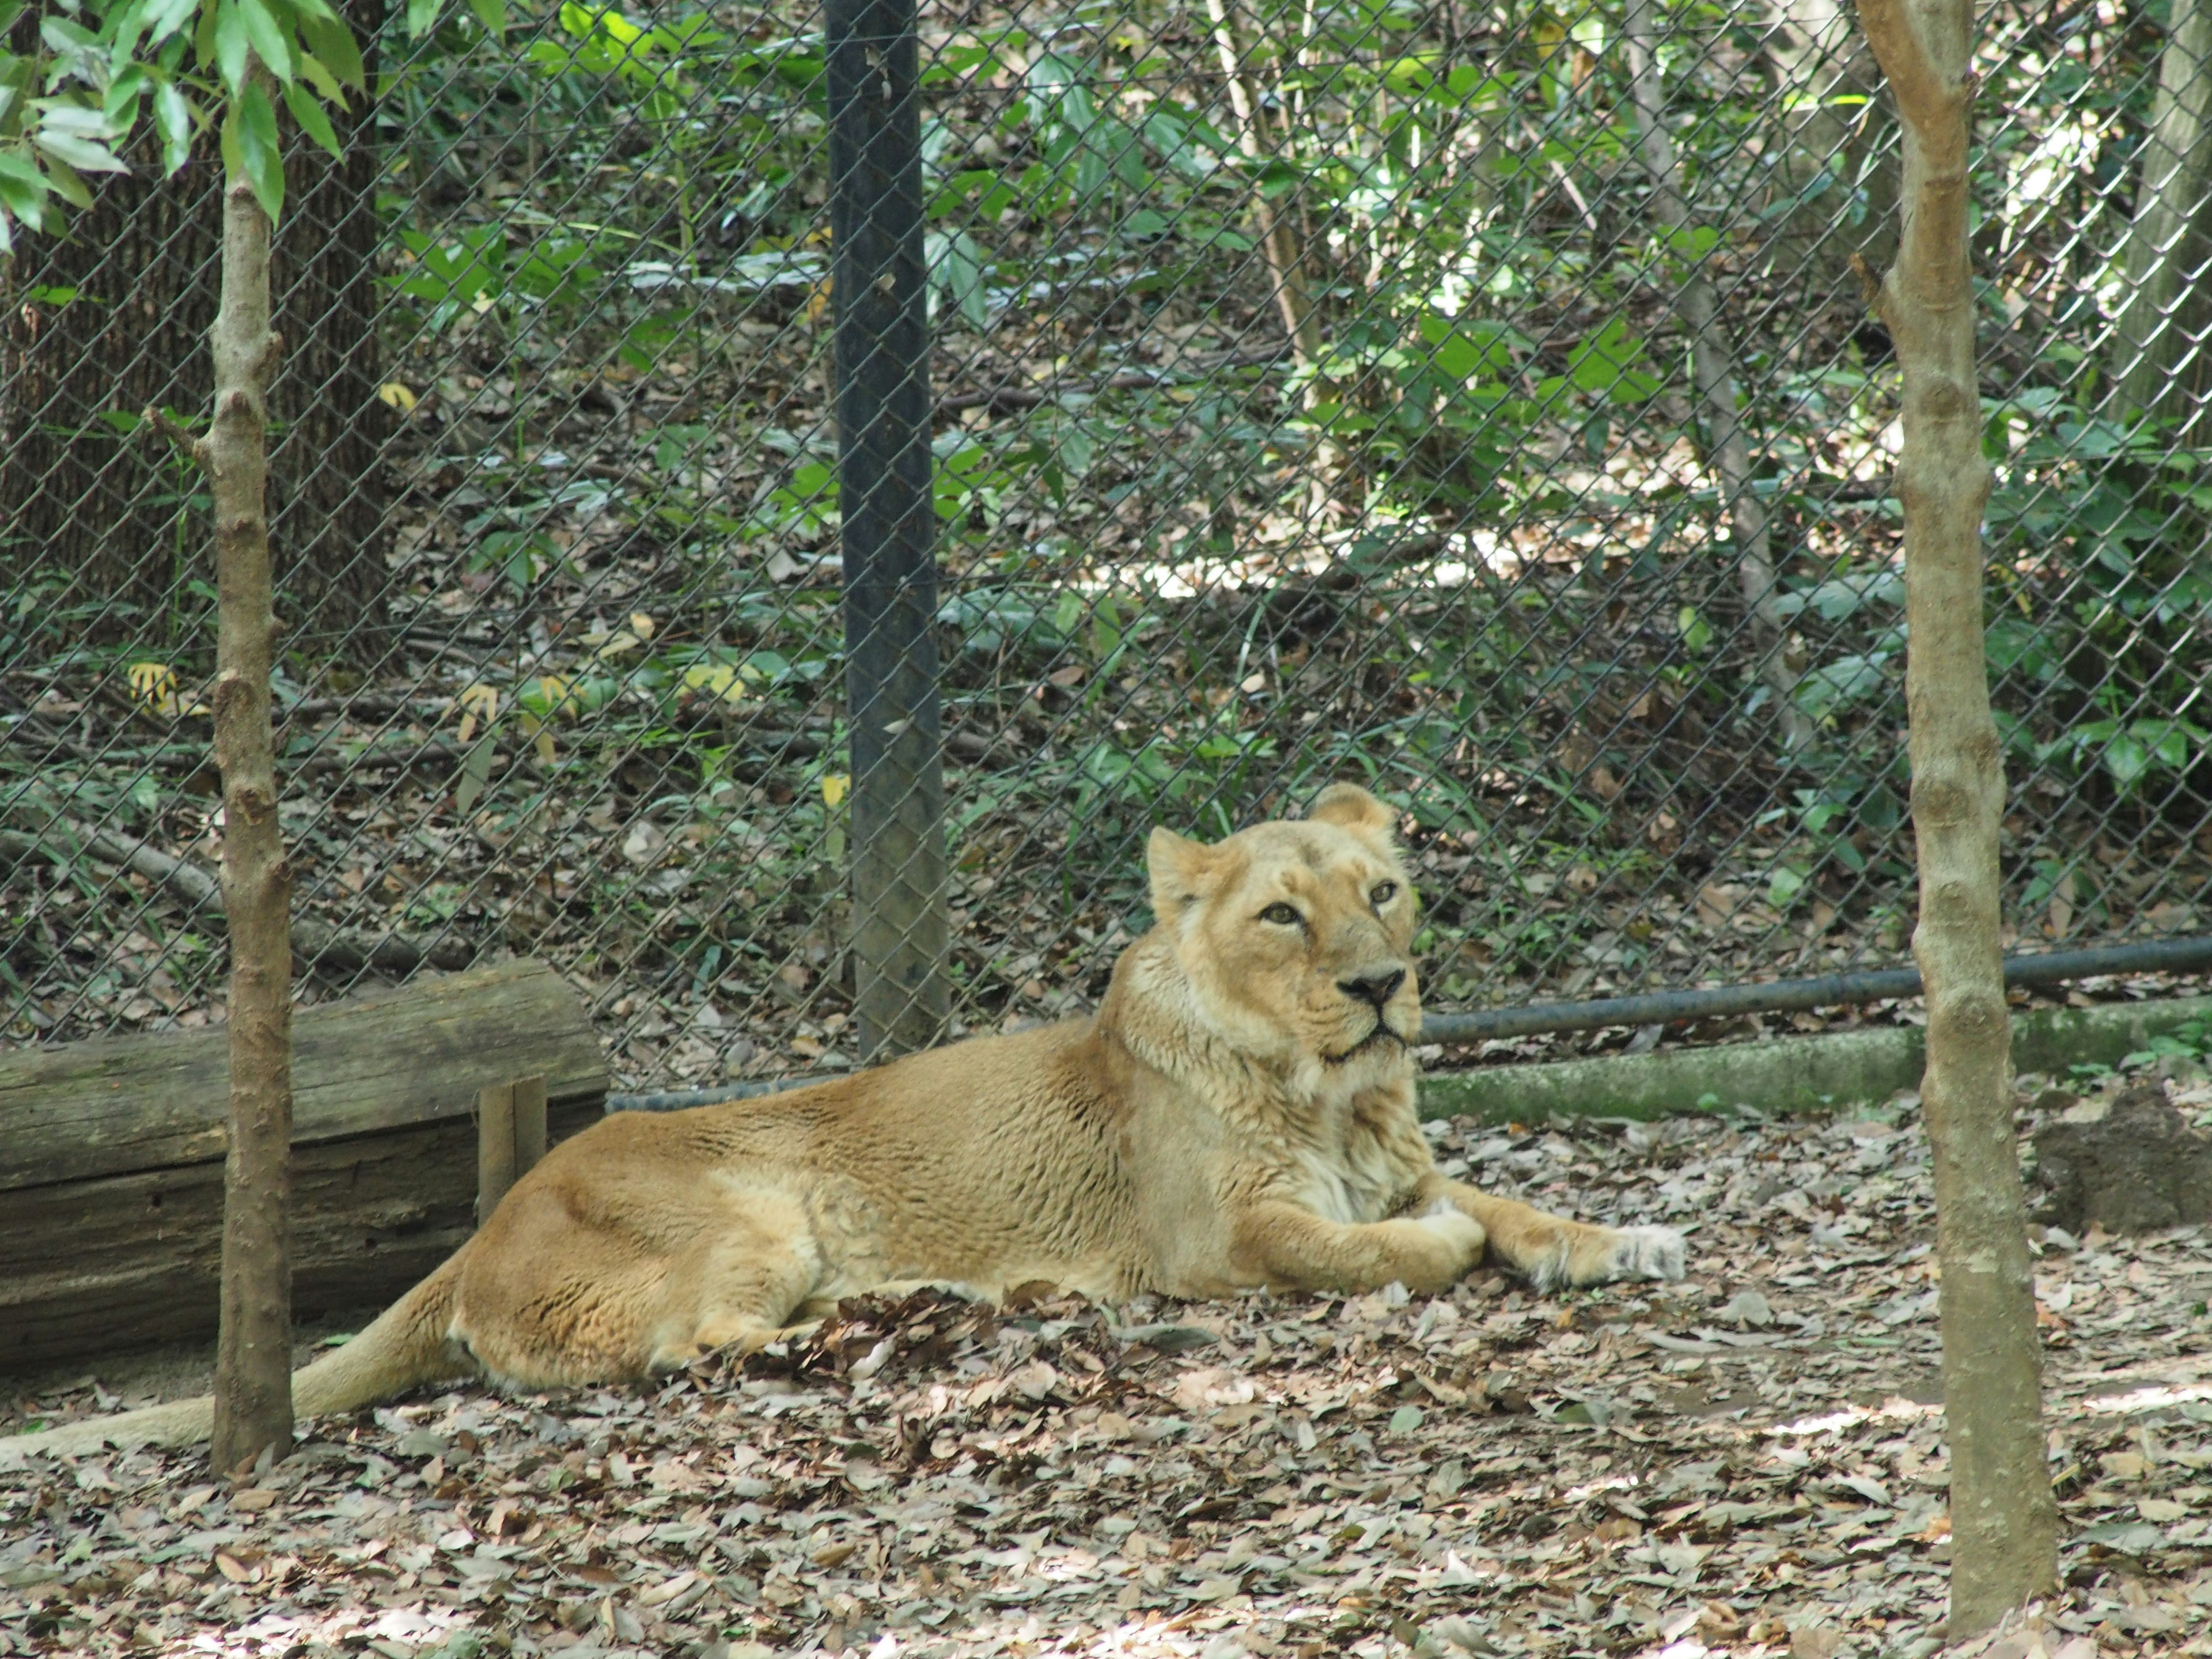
[827,0,948,1062]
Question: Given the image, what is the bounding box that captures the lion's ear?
[1309,782,1396,843]
[1147,825,1218,919]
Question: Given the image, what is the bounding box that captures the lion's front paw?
[1605,1224,1687,1282]
[1412,1206,1488,1276]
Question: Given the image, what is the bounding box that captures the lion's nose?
[1338,968,1406,1009]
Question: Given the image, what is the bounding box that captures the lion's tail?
[1,1252,473,1465]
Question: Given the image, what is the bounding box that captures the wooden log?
[0,959,605,1191]
[0,960,607,1372]
[0,1096,603,1370]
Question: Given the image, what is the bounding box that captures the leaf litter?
[7,1071,2212,1659]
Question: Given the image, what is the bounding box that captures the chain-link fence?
[5,0,2210,1089]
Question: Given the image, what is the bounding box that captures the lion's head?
[1143,782,1421,1087]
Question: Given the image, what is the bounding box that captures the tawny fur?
[3,785,1682,1463]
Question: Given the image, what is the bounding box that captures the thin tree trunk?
[202,135,297,1476]
[1204,0,1323,373]
[1622,0,1814,756]
[1205,0,1342,522]
[2109,0,2212,437]
[1857,0,2058,1634]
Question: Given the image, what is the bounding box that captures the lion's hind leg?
[650,1189,827,1369]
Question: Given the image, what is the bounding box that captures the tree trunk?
[1203,0,1323,374]
[203,146,297,1477]
[0,4,389,665]
[2109,0,2212,439]
[1622,0,1814,756]
[1857,0,2059,1635]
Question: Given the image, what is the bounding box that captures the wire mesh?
[3,0,2209,1089]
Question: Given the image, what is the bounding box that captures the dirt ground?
[6,1071,2212,1659]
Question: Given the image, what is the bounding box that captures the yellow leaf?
[821,773,850,809]
[376,380,419,412]
[455,681,499,745]
[124,660,198,717]
[628,611,656,641]
[681,664,747,707]
[535,728,557,766]
[127,661,177,705]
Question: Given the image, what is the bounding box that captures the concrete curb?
[1419,995,2212,1123]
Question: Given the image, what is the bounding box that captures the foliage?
[0,0,376,236]
[8,0,2212,1078]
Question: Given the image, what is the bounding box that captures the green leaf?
[194,0,222,81]
[465,0,505,36]
[405,0,439,35]
[1663,224,1720,260]
[33,130,128,173]
[154,81,194,173]
[296,12,362,88]
[235,0,295,83]
[2102,733,2149,790]
[107,62,151,125]
[282,77,340,156]
[213,0,251,94]
[143,0,200,43]
[1418,313,1521,382]
[1566,317,1658,404]
[233,81,283,222]
[453,736,495,815]
[296,48,343,102]
[107,0,154,63]
[0,151,47,232]
[36,154,95,210]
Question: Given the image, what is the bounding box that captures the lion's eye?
[1370,881,1399,907]
[1259,903,1302,927]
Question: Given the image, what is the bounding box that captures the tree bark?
[1622,0,1814,756]
[1857,0,2058,1634]
[202,141,297,1476]
[2109,0,2212,439]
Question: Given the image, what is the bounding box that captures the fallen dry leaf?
[5,1080,2212,1659]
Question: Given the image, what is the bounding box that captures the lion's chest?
[1293,1137,1410,1225]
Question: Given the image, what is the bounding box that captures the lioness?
[8,783,1681,1460]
